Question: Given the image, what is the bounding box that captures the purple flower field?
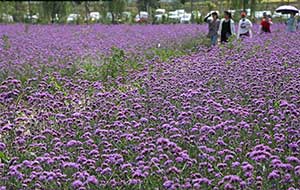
[0,24,205,78]
[0,24,300,190]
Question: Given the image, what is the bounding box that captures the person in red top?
[260,12,273,33]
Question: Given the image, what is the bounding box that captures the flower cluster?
[0,24,299,189]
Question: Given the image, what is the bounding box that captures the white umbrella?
[276,5,299,14]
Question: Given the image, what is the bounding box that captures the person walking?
[237,10,253,39]
[218,11,236,43]
[204,12,220,46]
[286,12,297,32]
[260,12,272,33]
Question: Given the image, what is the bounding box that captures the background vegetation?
[0,0,299,24]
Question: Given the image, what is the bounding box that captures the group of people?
[204,10,297,46]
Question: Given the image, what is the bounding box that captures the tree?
[190,0,194,22]
[105,0,127,24]
[243,0,249,10]
[84,1,90,24]
[136,0,158,12]
[250,0,256,19]
[136,0,158,23]
[28,0,32,18]
[13,1,23,22]
[41,2,67,23]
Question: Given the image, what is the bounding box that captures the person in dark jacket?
[204,12,220,46]
[218,11,236,43]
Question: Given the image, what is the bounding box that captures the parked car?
[254,11,272,18]
[176,9,185,18]
[224,9,251,17]
[272,12,289,19]
[1,13,14,23]
[106,12,113,22]
[155,9,168,22]
[24,13,39,23]
[180,13,192,24]
[90,12,101,22]
[122,11,132,22]
[228,9,236,17]
[244,9,251,16]
[135,11,148,23]
[168,11,180,23]
[67,13,80,23]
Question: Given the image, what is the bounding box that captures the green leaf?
[274,101,280,109]
[0,151,9,163]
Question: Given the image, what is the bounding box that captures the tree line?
[0,0,295,24]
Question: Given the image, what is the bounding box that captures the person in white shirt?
[237,10,253,39]
[218,11,236,43]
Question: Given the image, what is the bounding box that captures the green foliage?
[227,35,237,50]
[79,47,140,83]
[41,1,66,23]
[206,1,217,11]
[181,35,210,50]
[193,11,202,24]
[145,35,209,62]
[2,34,11,50]
[0,151,10,163]
[106,0,127,24]
[274,100,280,109]
[136,0,159,12]
[152,48,185,62]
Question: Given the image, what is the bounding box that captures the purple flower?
[286,156,300,164]
[86,175,98,185]
[163,180,173,188]
[0,142,6,151]
[72,180,83,188]
[175,157,184,163]
[268,170,280,180]
[100,167,112,175]
[140,117,148,123]
[66,140,83,147]
[232,161,240,168]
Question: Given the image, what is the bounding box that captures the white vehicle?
[228,9,236,16]
[272,12,290,19]
[168,11,180,23]
[106,12,113,21]
[155,9,168,21]
[2,13,13,23]
[176,9,185,18]
[135,11,148,23]
[24,13,39,23]
[273,12,282,18]
[156,9,166,15]
[67,14,80,23]
[245,9,251,16]
[90,12,101,22]
[122,12,131,19]
[121,12,131,22]
[254,11,272,18]
[180,13,192,24]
